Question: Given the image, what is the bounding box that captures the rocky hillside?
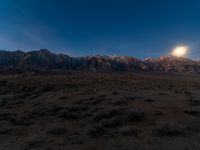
[144,55,200,73]
[0,49,200,73]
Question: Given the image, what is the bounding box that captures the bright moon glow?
[171,46,188,57]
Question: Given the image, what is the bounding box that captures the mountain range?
[0,49,200,74]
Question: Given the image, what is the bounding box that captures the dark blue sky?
[0,0,200,58]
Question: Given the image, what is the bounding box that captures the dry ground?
[0,73,200,150]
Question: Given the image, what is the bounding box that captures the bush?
[93,109,123,122]
[119,126,139,136]
[46,128,67,135]
[86,125,107,138]
[126,111,145,122]
[101,117,123,128]
[157,122,185,136]
[145,98,155,102]
[58,110,78,120]
[183,110,199,117]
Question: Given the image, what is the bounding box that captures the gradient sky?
[0,0,200,58]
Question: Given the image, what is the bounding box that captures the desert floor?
[0,73,200,150]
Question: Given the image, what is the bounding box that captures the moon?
[171,46,188,57]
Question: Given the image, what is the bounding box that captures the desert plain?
[0,73,200,150]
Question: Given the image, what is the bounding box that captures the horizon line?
[0,48,198,61]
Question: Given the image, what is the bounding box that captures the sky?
[0,0,200,58]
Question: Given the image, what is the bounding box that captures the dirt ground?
[0,73,200,150]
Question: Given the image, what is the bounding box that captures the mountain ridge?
[0,49,200,74]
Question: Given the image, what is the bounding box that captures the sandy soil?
[0,73,200,150]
